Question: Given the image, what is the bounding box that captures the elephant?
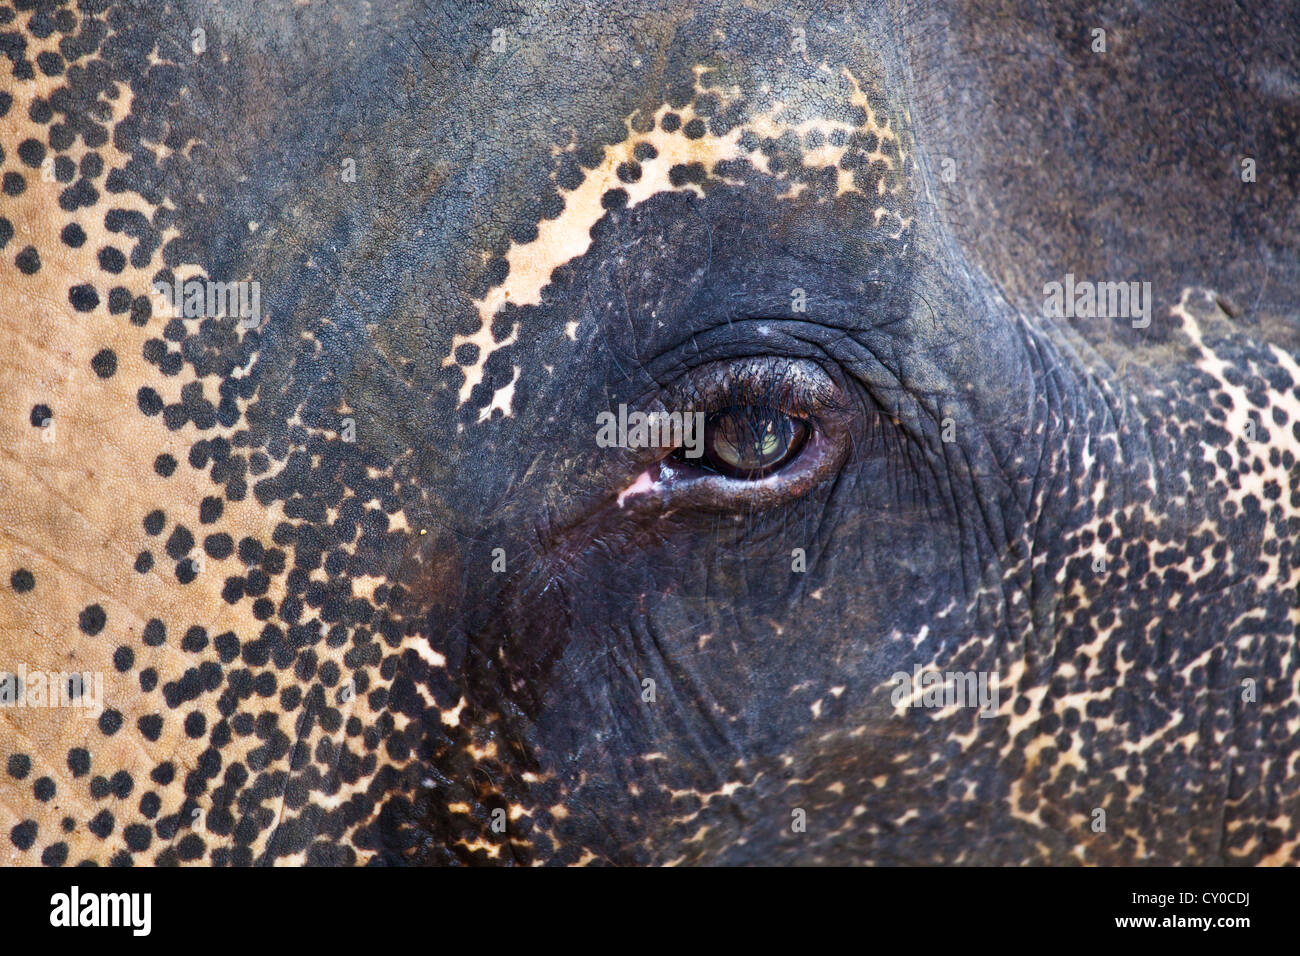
[1,0,1298,866]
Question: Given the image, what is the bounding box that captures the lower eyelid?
[620,409,850,513]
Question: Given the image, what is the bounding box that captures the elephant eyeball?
[702,406,809,479]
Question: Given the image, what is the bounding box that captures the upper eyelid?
[668,357,842,419]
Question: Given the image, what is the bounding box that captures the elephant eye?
[695,406,810,479]
[612,356,854,513]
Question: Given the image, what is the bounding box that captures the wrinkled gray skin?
[1,0,1298,866]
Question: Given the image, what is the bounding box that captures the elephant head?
[2,0,1298,865]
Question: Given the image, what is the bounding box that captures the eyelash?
[671,356,843,430]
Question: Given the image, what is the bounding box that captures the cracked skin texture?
[0,0,1298,866]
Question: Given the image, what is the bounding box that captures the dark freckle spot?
[238,537,264,565]
[78,604,106,636]
[182,626,207,653]
[154,453,176,477]
[53,155,74,182]
[10,568,34,593]
[184,712,206,739]
[616,161,642,183]
[204,533,233,560]
[110,771,133,799]
[683,118,706,139]
[633,142,658,161]
[2,172,26,196]
[107,287,131,314]
[166,525,194,560]
[124,824,151,853]
[143,510,165,535]
[34,777,54,801]
[175,558,198,584]
[61,817,75,833]
[214,631,239,663]
[10,820,37,851]
[221,577,245,604]
[660,112,681,132]
[601,188,628,210]
[0,217,11,248]
[97,246,126,274]
[668,162,707,187]
[143,335,166,366]
[67,748,90,777]
[143,619,165,647]
[17,141,45,171]
[112,645,134,672]
[139,668,157,693]
[7,754,31,779]
[134,551,153,574]
[177,834,205,861]
[84,124,108,150]
[60,222,86,248]
[36,50,64,76]
[97,709,122,736]
[319,660,341,686]
[29,404,51,427]
[69,284,99,312]
[241,638,269,667]
[80,153,103,179]
[151,763,174,786]
[129,295,151,327]
[137,714,162,741]
[47,118,72,148]
[136,386,162,416]
[199,496,223,524]
[163,404,187,430]
[90,348,117,378]
[454,342,479,365]
[15,245,40,274]
[87,811,114,840]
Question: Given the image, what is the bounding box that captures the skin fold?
[0,0,1297,865]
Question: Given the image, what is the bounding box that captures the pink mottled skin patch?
[616,469,658,508]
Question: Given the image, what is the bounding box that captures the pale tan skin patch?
[0,23,427,865]
[443,64,908,415]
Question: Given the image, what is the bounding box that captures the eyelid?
[669,356,842,421]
